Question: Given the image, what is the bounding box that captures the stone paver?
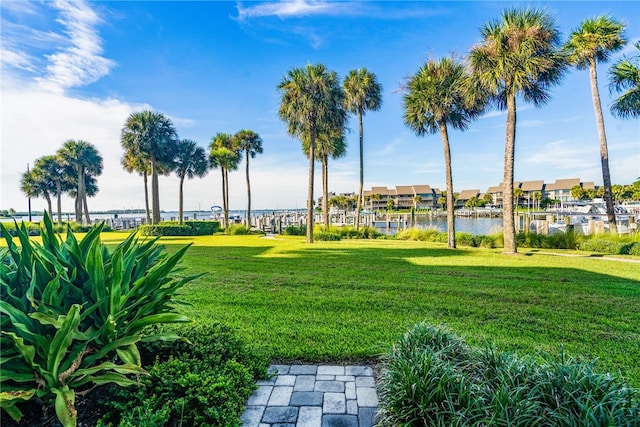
[242,365,379,427]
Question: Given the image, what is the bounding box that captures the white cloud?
[236,0,349,20]
[36,0,115,92]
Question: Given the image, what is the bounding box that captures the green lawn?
[139,234,640,386]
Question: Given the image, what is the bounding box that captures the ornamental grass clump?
[378,323,639,426]
[0,214,201,427]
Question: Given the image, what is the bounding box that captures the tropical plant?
[57,140,103,224]
[343,68,382,230]
[121,111,178,224]
[209,133,241,228]
[565,15,627,234]
[174,139,209,225]
[470,8,566,254]
[121,150,152,224]
[34,155,72,225]
[403,56,484,249]
[609,41,640,119]
[378,322,640,426]
[571,184,586,200]
[0,214,199,426]
[20,164,55,220]
[277,63,347,243]
[303,126,347,229]
[233,130,263,226]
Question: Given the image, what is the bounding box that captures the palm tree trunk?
[74,168,81,223]
[78,168,87,224]
[355,109,364,231]
[83,193,90,224]
[307,130,316,243]
[143,172,151,224]
[503,92,517,254]
[589,60,618,234]
[225,168,231,227]
[222,168,228,228]
[245,150,251,228]
[219,168,225,228]
[322,155,329,230]
[56,180,62,226]
[45,193,53,220]
[150,156,161,225]
[178,176,185,225]
[439,122,456,249]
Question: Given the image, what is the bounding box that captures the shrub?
[184,220,219,235]
[378,323,639,427]
[97,323,268,427]
[282,225,306,236]
[0,214,200,426]
[139,224,193,236]
[314,231,341,241]
[225,224,250,235]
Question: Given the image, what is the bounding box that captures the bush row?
[0,220,111,236]
[378,323,639,426]
[139,220,220,236]
[395,226,640,254]
[96,323,269,427]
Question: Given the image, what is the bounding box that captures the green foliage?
[378,323,640,426]
[579,238,640,255]
[139,221,219,237]
[97,323,268,427]
[0,214,199,426]
[282,225,307,236]
[138,224,192,236]
[319,226,381,239]
[225,224,251,235]
[0,221,112,237]
[184,220,219,235]
[395,227,502,248]
[313,231,341,241]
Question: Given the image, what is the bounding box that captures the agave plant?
[0,214,202,426]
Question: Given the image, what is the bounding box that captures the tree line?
[21,112,263,227]
[277,9,638,253]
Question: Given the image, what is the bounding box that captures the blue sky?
[1,0,638,213]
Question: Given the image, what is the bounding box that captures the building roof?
[395,185,414,195]
[582,181,595,190]
[370,186,390,195]
[546,178,581,191]
[486,183,504,193]
[457,189,480,200]
[520,180,545,192]
[413,184,433,194]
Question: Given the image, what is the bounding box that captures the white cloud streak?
[36,0,115,92]
[236,0,349,20]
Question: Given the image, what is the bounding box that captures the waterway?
[3,210,505,236]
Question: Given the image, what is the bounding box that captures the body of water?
[2,210,504,236]
[375,216,503,236]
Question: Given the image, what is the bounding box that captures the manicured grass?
[3,232,639,384]
[145,234,640,385]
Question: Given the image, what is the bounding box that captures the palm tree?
[565,16,626,234]
[233,130,263,226]
[20,167,54,219]
[121,111,178,224]
[470,8,566,254]
[609,41,640,119]
[403,57,484,249]
[209,133,240,228]
[343,68,382,230]
[174,139,209,224]
[121,151,152,224]
[277,63,347,243]
[57,140,103,224]
[303,127,347,229]
[35,155,72,225]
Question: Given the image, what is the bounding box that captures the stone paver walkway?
[241,364,379,427]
